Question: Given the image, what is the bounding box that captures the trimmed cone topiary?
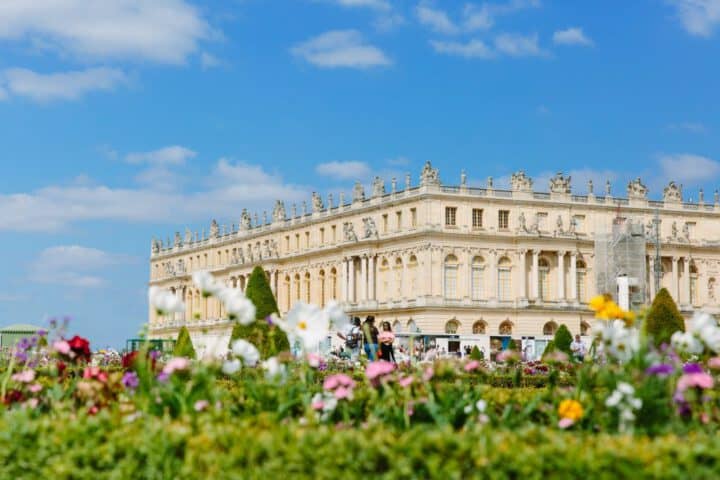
[554,324,573,355]
[645,288,685,347]
[470,345,484,361]
[229,266,290,358]
[173,326,196,359]
[541,340,556,360]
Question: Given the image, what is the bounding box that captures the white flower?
[193,271,222,297]
[149,286,185,315]
[671,331,704,355]
[605,391,622,408]
[594,320,639,362]
[325,300,349,331]
[219,288,256,325]
[232,339,260,366]
[275,302,330,351]
[476,399,487,413]
[222,359,241,375]
[262,356,286,380]
[616,382,635,396]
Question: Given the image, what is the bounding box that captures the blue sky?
[1,0,719,348]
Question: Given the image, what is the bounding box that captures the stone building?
[148,163,720,358]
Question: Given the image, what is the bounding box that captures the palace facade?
[148,163,720,358]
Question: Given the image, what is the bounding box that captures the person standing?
[378,321,396,363]
[571,334,586,362]
[362,316,379,361]
[337,317,362,361]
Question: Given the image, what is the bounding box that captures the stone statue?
[405,173,411,191]
[372,177,385,198]
[353,182,365,203]
[246,244,253,263]
[549,172,571,194]
[254,213,260,226]
[210,220,219,239]
[362,217,378,239]
[569,216,577,234]
[338,193,345,208]
[663,181,683,203]
[708,278,716,301]
[588,180,594,195]
[185,228,192,244]
[671,221,678,238]
[460,170,467,187]
[174,232,182,248]
[151,238,160,254]
[262,212,267,226]
[699,189,705,204]
[176,259,186,273]
[420,161,440,186]
[240,209,251,230]
[391,177,397,193]
[510,171,533,192]
[262,240,271,258]
[269,239,279,258]
[487,176,493,189]
[556,215,564,234]
[253,243,261,260]
[312,192,324,212]
[715,190,719,205]
[343,222,358,242]
[605,180,611,196]
[272,200,286,223]
[683,222,690,240]
[627,177,648,199]
[518,212,527,232]
[291,203,297,218]
[327,193,333,209]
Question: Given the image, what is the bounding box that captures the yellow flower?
[588,295,608,313]
[588,294,634,322]
[558,399,584,421]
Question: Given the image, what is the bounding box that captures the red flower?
[122,351,138,369]
[56,360,67,377]
[67,335,91,362]
[2,389,24,405]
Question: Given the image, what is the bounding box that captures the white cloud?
[553,27,593,46]
[330,0,390,10]
[494,33,545,57]
[0,158,309,232]
[667,122,707,133]
[430,39,494,58]
[291,30,391,69]
[416,2,461,34]
[0,0,213,64]
[316,161,372,180]
[659,153,720,182]
[668,0,720,37]
[0,67,127,102]
[125,146,197,166]
[200,52,222,69]
[374,14,407,32]
[29,245,129,288]
[463,4,493,31]
[415,0,541,35]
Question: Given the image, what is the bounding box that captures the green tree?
[173,326,196,359]
[228,266,290,358]
[645,288,685,347]
[554,324,573,355]
[469,345,484,361]
[541,340,556,360]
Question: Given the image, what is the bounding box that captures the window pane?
[472,267,483,300]
[445,266,458,298]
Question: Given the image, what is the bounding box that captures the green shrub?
[541,340,556,360]
[469,346,484,361]
[554,325,573,355]
[645,288,685,347]
[229,266,289,358]
[173,326,196,359]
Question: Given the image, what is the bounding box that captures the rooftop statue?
[209,220,219,239]
[627,177,648,200]
[184,228,192,244]
[511,171,533,192]
[353,182,365,203]
[372,177,385,198]
[549,172,571,194]
[174,232,182,248]
[272,200,286,223]
[663,181,683,203]
[312,192,323,212]
[239,209,251,230]
[420,161,440,186]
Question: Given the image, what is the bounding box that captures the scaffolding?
[594,217,647,311]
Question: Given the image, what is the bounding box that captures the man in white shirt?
[337,317,362,361]
[570,334,586,362]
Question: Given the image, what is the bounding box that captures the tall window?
[305,231,310,248]
[295,234,300,250]
[472,321,487,334]
[320,228,325,244]
[285,235,290,251]
[408,255,419,294]
[410,208,417,227]
[319,270,326,307]
[576,261,587,302]
[472,208,483,228]
[690,262,698,305]
[445,320,459,334]
[471,256,484,300]
[284,276,291,311]
[497,257,512,301]
[394,258,404,297]
[304,273,311,303]
[445,207,457,226]
[498,210,509,230]
[295,274,301,301]
[396,211,402,230]
[330,268,338,300]
[380,259,390,301]
[538,258,550,300]
[382,214,389,233]
[444,254,459,299]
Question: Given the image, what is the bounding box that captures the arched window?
[542,321,558,336]
[392,320,402,333]
[580,321,591,336]
[445,319,460,334]
[239,275,247,293]
[690,261,698,305]
[394,257,404,298]
[304,272,311,303]
[499,320,513,335]
[408,255,419,294]
[471,256,485,300]
[380,258,390,301]
[444,254,459,299]
[294,273,301,301]
[284,275,291,311]
[319,270,326,307]
[407,319,419,333]
[497,257,512,301]
[472,320,487,334]
[330,268,338,300]
[538,257,550,300]
[576,260,587,302]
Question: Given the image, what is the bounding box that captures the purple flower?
[149,350,161,360]
[122,371,139,390]
[49,318,57,329]
[37,330,47,337]
[14,351,28,363]
[683,363,703,374]
[646,364,674,376]
[266,315,274,326]
[16,338,31,352]
[157,372,170,383]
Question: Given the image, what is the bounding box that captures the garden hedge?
[1,412,719,479]
[173,326,196,359]
[645,288,685,347]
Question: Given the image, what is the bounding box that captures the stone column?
[360,255,368,302]
[569,252,577,303]
[349,257,356,303]
[402,256,408,299]
[557,251,566,302]
[671,256,679,302]
[683,256,691,306]
[518,249,527,299]
[342,259,348,302]
[369,255,375,301]
[531,250,540,300]
[488,250,498,302]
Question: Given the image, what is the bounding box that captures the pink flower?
[28,383,42,393]
[558,418,575,429]
[311,400,324,410]
[194,400,209,412]
[365,361,395,381]
[11,370,35,383]
[334,386,353,399]
[53,340,71,355]
[422,367,434,382]
[323,374,355,391]
[162,357,191,375]
[677,372,714,392]
[307,353,322,368]
[398,376,414,388]
[708,357,720,370]
[25,398,39,409]
[464,360,480,372]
